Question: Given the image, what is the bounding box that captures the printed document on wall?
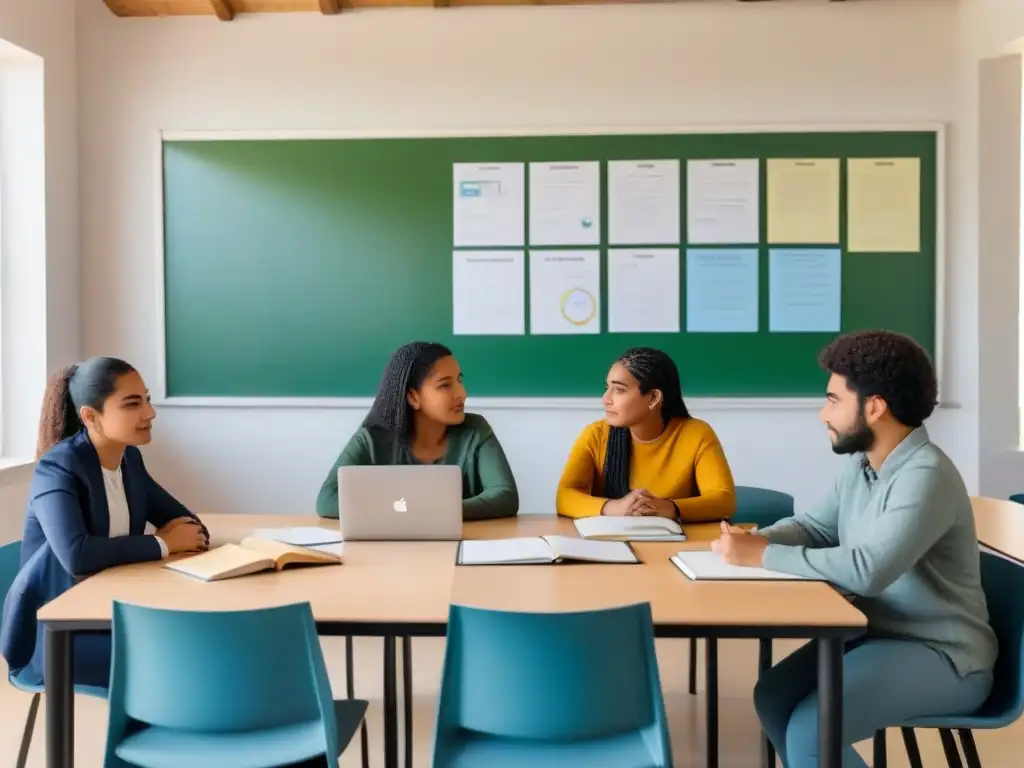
[686,249,759,333]
[766,159,840,244]
[529,162,601,246]
[453,163,525,247]
[608,160,680,245]
[687,159,759,244]
[769,248,841,332]
[847,158,921,252]
[452,251,525,336]
[530,250,601,335]
[608,249,680,333]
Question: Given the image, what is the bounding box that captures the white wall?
[965,0,1024,499]
[0,0,79,540]
[76,0,970,517]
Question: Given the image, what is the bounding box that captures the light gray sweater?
[760,427,997,678]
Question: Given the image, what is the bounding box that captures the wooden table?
[37,514,866,768]
[972,495,1024,563]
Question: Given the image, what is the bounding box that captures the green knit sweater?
[315,413,519,521]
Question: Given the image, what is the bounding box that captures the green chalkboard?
[161,130,937,398]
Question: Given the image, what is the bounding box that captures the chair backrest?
[108,600,336,738]
[435,602,668,743]
[0,541,22,639]
[733,486,794,528]
[980,552,1024,721]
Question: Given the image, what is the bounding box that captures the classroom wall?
[0,0,79,540]
[76,0,973,516]
[968,0,1024,499]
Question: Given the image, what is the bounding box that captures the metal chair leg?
[403,636,413,768]
[16,692,41,768]
[958,729,982,768]
[345,636,370,768]
[939,729,964,768]
[758,639,775,768]
[901,727,924,768]
[688,637,698,694]
[872,729,887,768]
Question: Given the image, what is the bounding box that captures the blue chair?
[104,601,367,768]
[1009,494,1024,506]
[873,551,1024,768]
[0,541,108,768]
[432,602,672,767]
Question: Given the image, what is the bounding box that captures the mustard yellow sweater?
[556,417,737,521]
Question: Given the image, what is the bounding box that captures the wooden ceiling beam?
[210,0,235,20]
[319,0,342,12]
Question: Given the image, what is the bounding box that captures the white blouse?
[101,465,167,557]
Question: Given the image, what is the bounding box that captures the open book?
[166,538,343,582]
[670,551,819,581]
[574,516,685,542]
[458,536,638,565]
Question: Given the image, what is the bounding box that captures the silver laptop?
[337,465,464,541]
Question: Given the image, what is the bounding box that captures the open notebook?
[458,536,638,565]
[670,551,819,581]
[166,538,344,582]
[574,516,685,542]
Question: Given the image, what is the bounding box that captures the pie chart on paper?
[561,288,597,326]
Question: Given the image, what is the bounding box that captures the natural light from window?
[0,38,47,462]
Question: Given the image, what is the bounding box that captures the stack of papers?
[250,526,343,547]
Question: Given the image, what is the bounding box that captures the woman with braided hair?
[556,347,736,521]
[316,341,518,520]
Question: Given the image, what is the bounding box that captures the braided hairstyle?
[35,357,137,459]
[363,342,454,460]
[602,347,690,499]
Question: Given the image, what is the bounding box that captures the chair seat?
[8,670,108,701]
[114,699,368,768]
[902,710,1014,731]
[444,730,666,768]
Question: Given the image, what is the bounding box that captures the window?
[0,39,47,462]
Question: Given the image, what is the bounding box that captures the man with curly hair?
[711,329,997,768]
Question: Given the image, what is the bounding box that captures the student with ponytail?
[316,342,519,520]
[1,357,208,687]
[556,347,737,521]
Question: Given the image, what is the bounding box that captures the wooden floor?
[1,637,1017,767]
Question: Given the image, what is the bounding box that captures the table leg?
[705,637,718,768]
[402,636,413,768]
[759,638,775,768]
[817,638,843,768]
[45,628,73,768]
[383,636,398,768]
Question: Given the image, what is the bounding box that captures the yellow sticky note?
[847,158,921,253]
[767,158,841,244]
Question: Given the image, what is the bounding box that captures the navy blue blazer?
[0,430,204,684]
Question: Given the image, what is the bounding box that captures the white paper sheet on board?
[453,162,525,247]
[452,250,526,336]
[608,248,680,333]
[529,162,601,246]
[529,250,601,335]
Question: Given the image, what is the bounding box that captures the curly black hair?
[819,330,937,428]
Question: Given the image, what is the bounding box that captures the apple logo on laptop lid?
[393,497,408,513]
